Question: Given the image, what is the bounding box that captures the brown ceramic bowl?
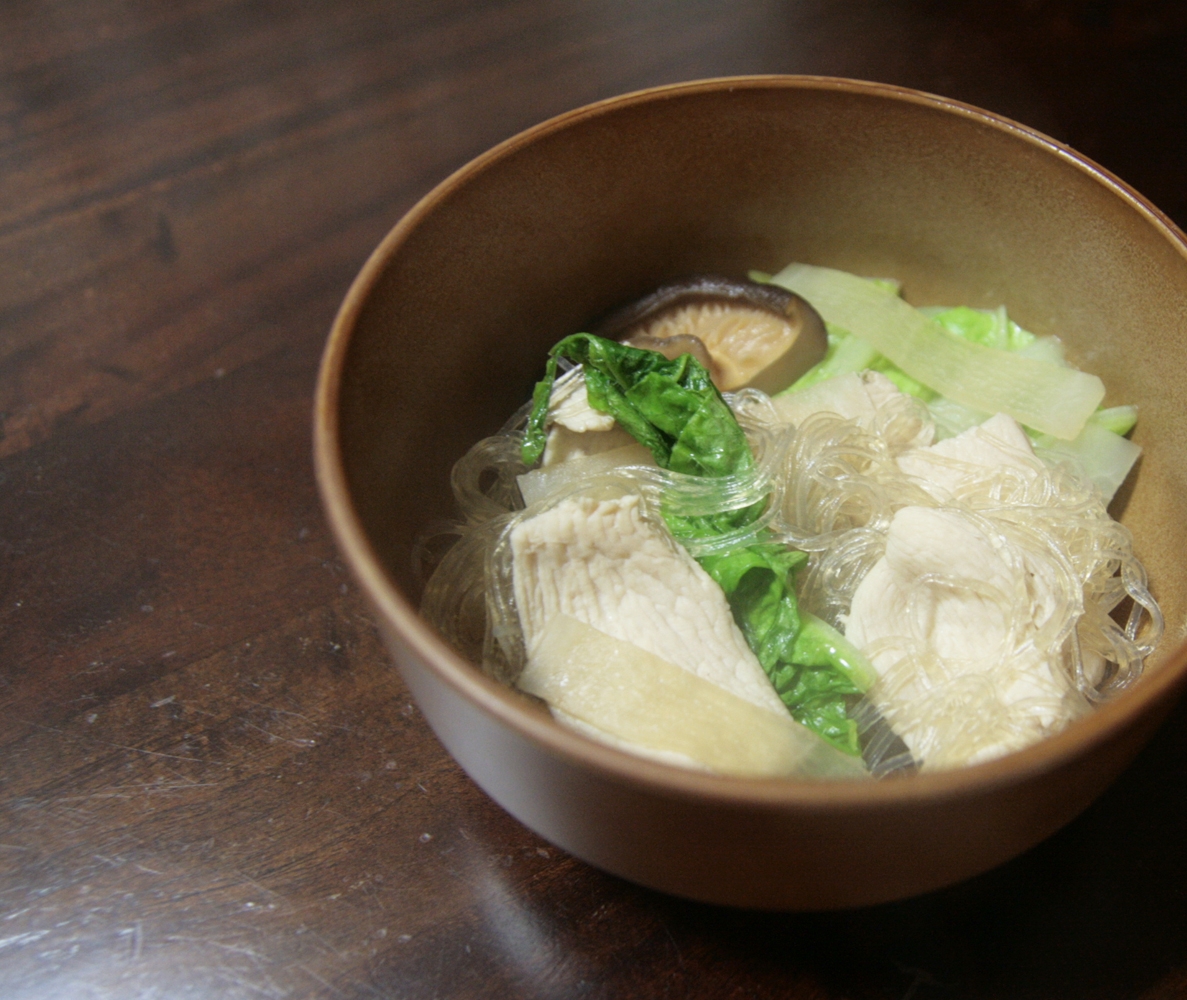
[314,76,1187,910]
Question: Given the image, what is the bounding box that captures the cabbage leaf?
[523,334,869,755]
[771,262,1105,439]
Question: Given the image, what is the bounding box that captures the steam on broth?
[420,263,1162,777]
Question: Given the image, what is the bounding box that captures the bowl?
[314,76,1187,909]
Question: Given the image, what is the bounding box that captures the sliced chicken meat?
[510,493,785,715]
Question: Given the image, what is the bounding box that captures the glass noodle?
[421,375,1162,767]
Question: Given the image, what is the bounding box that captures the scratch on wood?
[21,719,226,765]
[661,921,684,969]
[240,718,317,747]
[297,963,346,996]
[165,935,265,959]
[232,869,282,902]
[0,930,50,950]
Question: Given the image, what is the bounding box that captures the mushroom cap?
[595,275,828,395]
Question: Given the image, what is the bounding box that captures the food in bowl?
[420,259,1163,777]
[317,76,1187,908]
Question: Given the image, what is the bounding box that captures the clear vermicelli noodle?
[769,403,1160,699]
[419,271,1162,775]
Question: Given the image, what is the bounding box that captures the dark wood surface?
[4,3,1187,997]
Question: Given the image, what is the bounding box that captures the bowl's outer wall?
[328,79,1187,908]
[380,614,1174,909]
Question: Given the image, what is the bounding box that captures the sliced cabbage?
[784,323,881,394]
[1032,420,1142,503]
[770,262,1104,440]
[1092,405,1138,437]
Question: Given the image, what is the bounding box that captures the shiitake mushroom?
[595,275,828,395]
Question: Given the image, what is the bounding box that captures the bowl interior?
[329,77,1187,779]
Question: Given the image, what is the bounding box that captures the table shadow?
[653,689,1187,999]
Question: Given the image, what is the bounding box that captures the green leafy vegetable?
[784,302,1046,405]
[928,305,1036,352]
[776,289,1142,503]
[522,333,752,479]
[784,322,880,394]
[522,334,870,755]
[1031,419,1141,502]
[1092,405,1138,438]
[770,262,1104,439]
[698,549,869,754]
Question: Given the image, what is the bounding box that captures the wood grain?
[2,1,1186,997]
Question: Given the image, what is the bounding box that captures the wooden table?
[4,3,1187,997]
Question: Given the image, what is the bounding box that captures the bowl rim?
[314,74,1187,809]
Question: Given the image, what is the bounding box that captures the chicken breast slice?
[770,370,934,451]
[846,411,1099,768]
[896,411,1041,499]
[846,505,1086,768]
[547,365,616,433]
[510,494,786,715]
[541,367,637,466]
